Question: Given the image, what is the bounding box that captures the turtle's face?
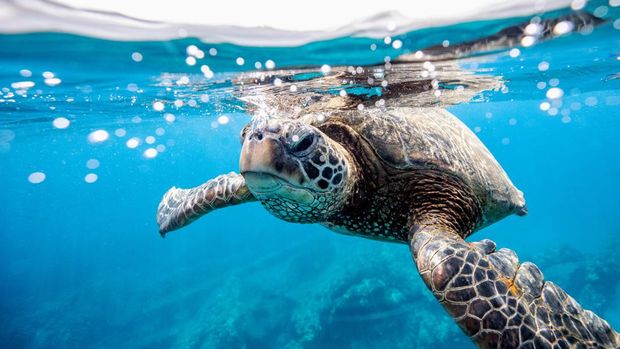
[239,119,353,223]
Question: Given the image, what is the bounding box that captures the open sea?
[0,1,619,348]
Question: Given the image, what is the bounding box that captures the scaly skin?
[157,172,255,236]
[410,224,620,349]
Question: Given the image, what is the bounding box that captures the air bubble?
[84,173,98,183]
[88,130,109,143]
[538,61,550,72]
[593,6,609,17]
[571,0,586,10]
[44,78,61,87]
[217,115,229,125]
[553,21,574,35]
[164,113,176,123]
[28,172,46,184]
[19,69,32,77]
[153,101,165,112]
[144,148,158,158]
[131,52,143,62]
[186,45,199,56]
[126,137,140,149]
[546,87,564,99]
[521,36,536,47]
[86,159,100,169]
[52,117,70,129]
[185,56,197,66]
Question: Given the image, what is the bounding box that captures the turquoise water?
[1,4,619,349]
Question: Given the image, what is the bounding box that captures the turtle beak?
[239,131,282,176]
[239,126,305,191]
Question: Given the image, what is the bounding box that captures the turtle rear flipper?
[156,172,255,237]
[409,224,619,348]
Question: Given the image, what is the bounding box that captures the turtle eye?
[290,133,315,154]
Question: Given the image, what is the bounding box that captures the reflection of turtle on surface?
[157,12,618,348]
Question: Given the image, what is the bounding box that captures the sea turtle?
[156,13,618,348]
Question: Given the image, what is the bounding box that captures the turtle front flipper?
[156,172,255,237]
[409,224,619,348]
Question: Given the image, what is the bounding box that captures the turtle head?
[239,119,355,223]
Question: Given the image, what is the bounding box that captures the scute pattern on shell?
[325,107,526,229]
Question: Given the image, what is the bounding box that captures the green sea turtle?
[156,13,618,348]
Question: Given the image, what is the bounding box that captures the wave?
[0,0,574,46]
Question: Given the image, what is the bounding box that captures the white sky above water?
[52,0,572,31]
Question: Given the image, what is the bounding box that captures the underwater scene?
[1,0,619,348]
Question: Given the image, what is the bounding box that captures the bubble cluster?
[11,81,35,89]
[201,65,214,79]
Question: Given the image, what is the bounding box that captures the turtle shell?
[311,107,526,228]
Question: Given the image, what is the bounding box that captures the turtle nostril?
[290,133,315,154]
[254,131,263,141]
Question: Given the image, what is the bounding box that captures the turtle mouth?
[242,171,309,192]
[242,171,287,193]
[242,171,316,204]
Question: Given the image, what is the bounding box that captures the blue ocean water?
[1,5,619,349]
